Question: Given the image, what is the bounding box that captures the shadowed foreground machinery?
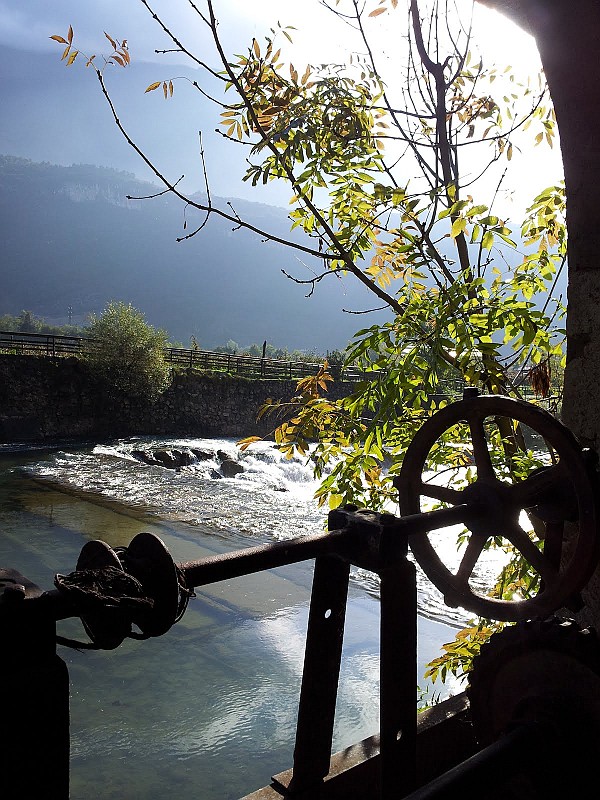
[2,391,600,799]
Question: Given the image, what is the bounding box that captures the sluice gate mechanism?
[2,391,600,799]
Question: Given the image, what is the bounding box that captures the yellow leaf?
[112,54,125,67]
[61,45,71,61]
[237,436,262,451]
[145,81,161,93]
[169,80,174,97]
[104,31,117,49]
[253,39,260,57]
[66,50,78,66]
[290,64,298,83]
[482,230,494,249]
[369,7,386,17]
[163,81,168,99]
[451,217,467,238]
[67,25,73,44]
[301,65,311,85]
[50,35,68,44]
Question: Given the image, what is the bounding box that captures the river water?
[0,437,470,800]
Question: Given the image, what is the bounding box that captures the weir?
[1,391,600,799]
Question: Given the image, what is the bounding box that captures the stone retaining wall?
[0,355,352,443]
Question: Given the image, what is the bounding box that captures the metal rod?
[30,502,484,629]
[400,723,549,800]
[180,504,477,589]
[404,503,483,537]
[180,528,352,588]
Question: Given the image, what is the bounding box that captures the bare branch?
[139,0,224,80]
[94,67,345,261]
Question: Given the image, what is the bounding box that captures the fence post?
[290,554,350,791]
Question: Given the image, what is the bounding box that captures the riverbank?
[0,354,358,443]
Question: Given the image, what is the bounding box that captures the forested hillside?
[0,156,387,350]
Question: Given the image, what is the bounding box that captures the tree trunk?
[478,0,600,625]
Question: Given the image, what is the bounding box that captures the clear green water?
[0,445,458,799]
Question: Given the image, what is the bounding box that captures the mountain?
[0,156,390,351]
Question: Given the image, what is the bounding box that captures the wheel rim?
[395,394,599,622]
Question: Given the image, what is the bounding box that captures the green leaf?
[482,230,494,250]
[451,217,467,238]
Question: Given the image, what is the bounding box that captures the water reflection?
[0,444,462,799]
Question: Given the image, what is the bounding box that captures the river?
[0,436,470,800]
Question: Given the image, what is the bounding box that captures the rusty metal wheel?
[395,392,600,622]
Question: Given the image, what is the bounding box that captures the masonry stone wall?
[0,355,352,443]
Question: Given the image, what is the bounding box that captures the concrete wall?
[0,355,352,443]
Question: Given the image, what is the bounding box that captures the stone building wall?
[0,355,352,443]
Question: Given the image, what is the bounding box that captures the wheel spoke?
[419,481,463,505]
[468,413,495,481]
[456,535,486,582]
[504,520,559,586]
[508,463,564,507]
[542,520,564,572]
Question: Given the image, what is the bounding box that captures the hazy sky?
[0,0,563,213]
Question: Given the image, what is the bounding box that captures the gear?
[468,616,600,746]
[465,617,600,798]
